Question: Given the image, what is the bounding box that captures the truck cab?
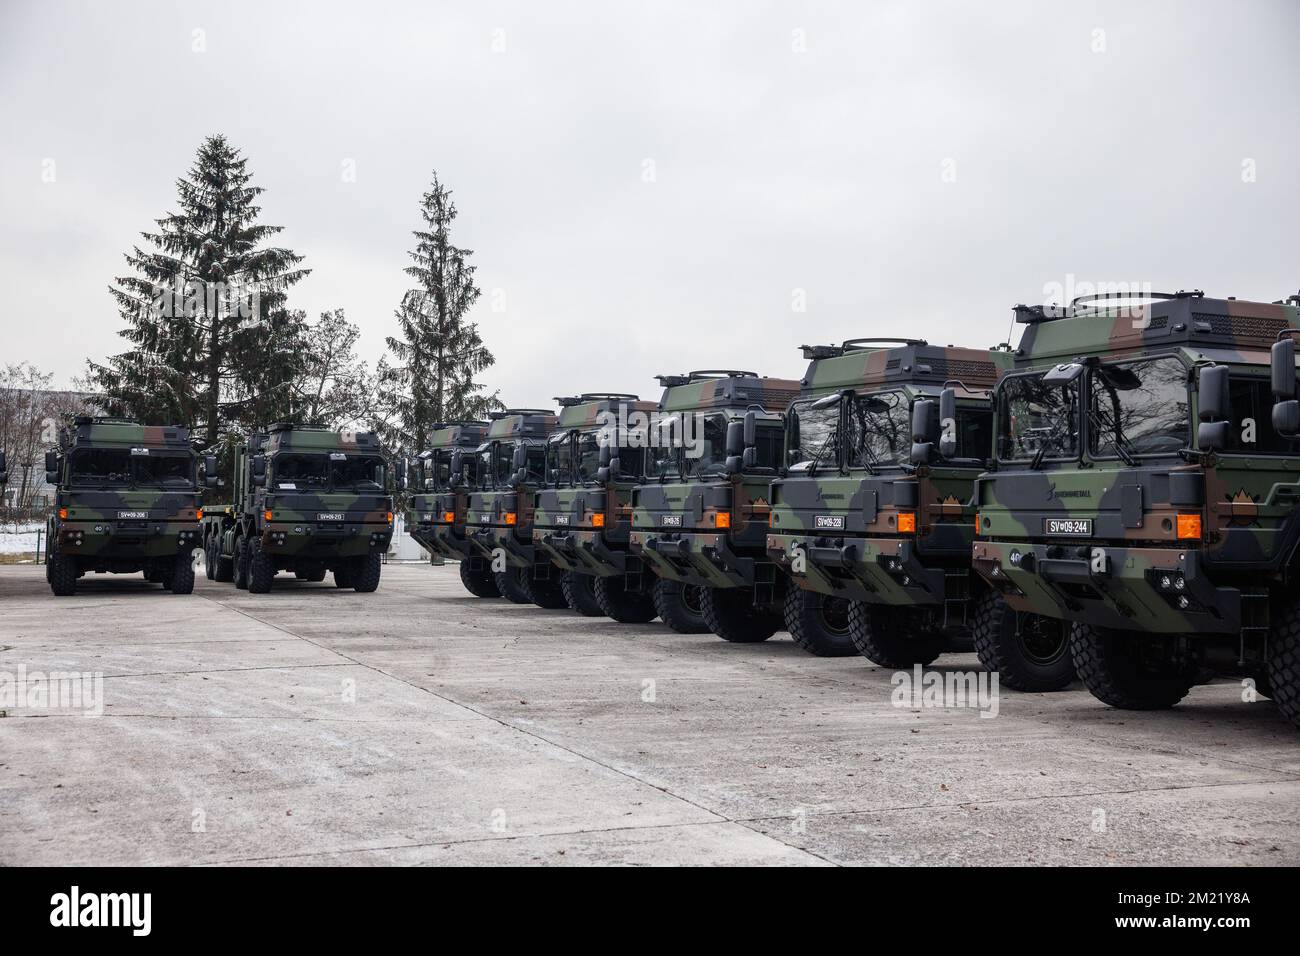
[44,417,210,596]
[461,409,561,605]
[405,421,495,594]
[629,370,798,636]
[972,291,1300,726]
[531,393,661,622]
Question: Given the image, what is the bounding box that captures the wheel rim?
[682,585,704,616]
[819,597,851,635]
[1016,614,1069,665]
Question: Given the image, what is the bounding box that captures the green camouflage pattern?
[462,410,557,572]
[407,421,490,562]
[532,395,658,577]
[972,294,1300,641]
[762,343,1011,622]
[202,423,394,568]
[45,418,202,571]
[628,373,799,591]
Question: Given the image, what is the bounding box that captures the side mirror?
[724,420,744,458]
[251,454,266,487]
[395,459,407,492]
[743,411,757,448]
[938,388,958,458]
[448,451,463,489]
[910,399,938,464]
[512,445,527,471]
[1272,338,1296,400]
[1198,365,1229,422]
[45,449,59,483]
[598,443,612,468]
[609,456,621,478]
[204,454,218,488]
[1197,420,1229,451]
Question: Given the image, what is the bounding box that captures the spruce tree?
[88,134,309,445]
[382,172,500,454]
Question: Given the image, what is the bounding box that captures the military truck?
[405,421,499,597]
[461,409,566,607]
[42,417,213,596]
[761,340,1073,686]
[200,422,399,593]
[971,291,1300,727]
[531,393,673,623]
[629,371,800,635]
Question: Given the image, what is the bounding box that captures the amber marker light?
[196,508,204,520]
[386,512,394,524]
[591,513,606,528]
[714,512,731,529]
[442,511,455,523]
[264,510,274,522]
[897,512,917,534]
[1176,513,1202,540]
[58,507,68,519]
[504,512,517,525]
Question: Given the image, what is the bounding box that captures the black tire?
[1069,622,1195,710]
[699,586,777,643]
[145,565,165,584]
[785,588,858,657]
[459,560,502,598]
[333,563,353,589]
[247,538,275,593]
[970,590,1075,692]
[233,535,250,590]
[1268,597,1300,729]
[562,571,605,616]
[653,579,710,633]
[528,569,570,609]
[495,566,533,604]
[169,551,196,595]
[48,553,78,596]
[593,575,658,624]
[305,568,326,582]
[351,552,382,593]
[294,569,309,580]
[847,601,945,667]
[203,538,217,581]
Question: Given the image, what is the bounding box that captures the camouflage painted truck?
[971,291,1300,728]
[405,420,500,597]
[461,409,567,607]
[629,370,800,636]
[531,393,677,623]
[42,417,214,596]
[200,422,399,593]
[761,340,1074,687]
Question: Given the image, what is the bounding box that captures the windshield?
[274,453,384,490]
[1088,358,1189,459]
[846,391,910,469]
[547,433,573,486]
[475,448,494,489]
[997,373,1080,462]
[686,413,729,477]
[643,415,682,479]
[68,448,194,488]
[787,398,841,468]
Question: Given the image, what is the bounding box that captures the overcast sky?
[2,0,1297,408]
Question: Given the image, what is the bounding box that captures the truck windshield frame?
[273,452,385,491]
[996,370,1082,465]
[68,448,195,489]
[1087,356,1191,461]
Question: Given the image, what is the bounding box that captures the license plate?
[1044,518,1092,536]
[555,514,571,525]
[479,514,490,523]
[117,510,148,519]
[815,515,845,530]
[661,514,683,527]
[317,513,345,521]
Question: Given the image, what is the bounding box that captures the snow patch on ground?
[1,523,45,555]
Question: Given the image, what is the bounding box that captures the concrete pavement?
[1,563,1297,866]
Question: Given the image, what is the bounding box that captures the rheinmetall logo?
[814,515,845,530]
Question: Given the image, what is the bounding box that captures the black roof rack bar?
[1071,289,1203,311]
[841,337,928,350]
[687,369,758,379]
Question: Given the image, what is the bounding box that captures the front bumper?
[467,523,537,568]
[765,532,947,605]
[533,527,630,577]
[630,529,757,589]
[972,540,1241,634]
[261,522,392,558]
[410,520,474,560]
[56,519,201,559]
